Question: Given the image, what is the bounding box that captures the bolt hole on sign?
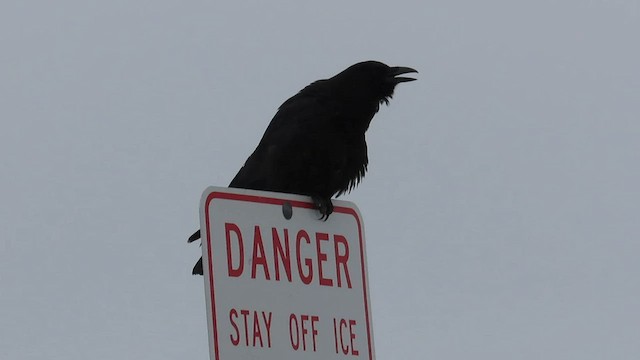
[198,187,375,360]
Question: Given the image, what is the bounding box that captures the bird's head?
[333,61,418,105]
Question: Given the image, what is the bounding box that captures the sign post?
[199,187,375,360]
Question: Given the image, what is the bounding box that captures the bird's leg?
[312,195,334,221]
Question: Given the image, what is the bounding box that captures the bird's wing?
[229,93,352,197]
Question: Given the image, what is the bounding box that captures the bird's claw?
[312,196,334,221]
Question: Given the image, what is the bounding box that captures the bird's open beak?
[388,66,418,83]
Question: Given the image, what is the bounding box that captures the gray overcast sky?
[1,0,639,359]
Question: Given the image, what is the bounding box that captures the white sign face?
[199,187,375,360]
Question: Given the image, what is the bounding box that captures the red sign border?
[202,190,373,360]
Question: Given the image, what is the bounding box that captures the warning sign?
[198,187,375,360]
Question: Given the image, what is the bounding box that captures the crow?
[189,60,417,275]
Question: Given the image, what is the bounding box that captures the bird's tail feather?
[187,229,201,243]
[192,257,203,275]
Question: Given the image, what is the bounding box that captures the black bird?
[189,61,417,275]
